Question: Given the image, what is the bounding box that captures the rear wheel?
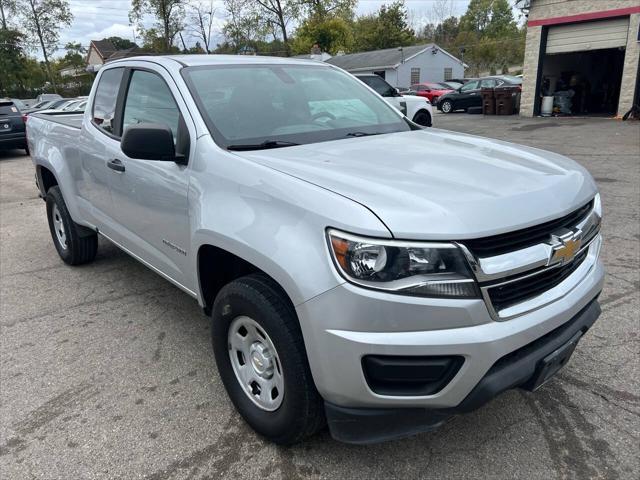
[46,186,98,265]
[413,110,432,127]
[211,273,325,445]
[441,100,454,113]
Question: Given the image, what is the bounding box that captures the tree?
[0,0,17,29]
[139,27,180,53]
[353,1,415,52]
[188,0,216,53]
[292,15,352,55]
[303,0,355,20]
[106,36,138,50]
[253,0,302,56]
[130,0,186,53]
[0,28,24,94]
[457,0,521,75]
[18,0,73,93]
[62,41,85,68]
[222,0,270,53]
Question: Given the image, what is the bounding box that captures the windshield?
[182,64,410,149]
[357,75,397,98]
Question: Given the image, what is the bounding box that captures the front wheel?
[211,273,325,445]
[413,110,432,127]
[441,100,454,113]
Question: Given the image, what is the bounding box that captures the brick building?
[519,0,640,117]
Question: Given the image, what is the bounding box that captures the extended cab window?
[92,68,124,135]
[123,70,180,141]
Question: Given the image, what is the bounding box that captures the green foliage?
[139,27,180,53]
[106,36,138,50]
[16,0,73,93]
[130,0,186,53]
[455,0,523,75]
[221,0,271,53]
[292,15,353,55]
[352,1,415,52]
[304,0,355,20]
[0,28,49,97]
[419,16,459,51]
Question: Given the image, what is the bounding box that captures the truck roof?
[108,54,326,68]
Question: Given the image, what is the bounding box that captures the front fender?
[188,139,392,307]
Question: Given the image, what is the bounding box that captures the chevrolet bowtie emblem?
[549,231,582,266]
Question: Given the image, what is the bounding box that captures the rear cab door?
[77,66,126,230]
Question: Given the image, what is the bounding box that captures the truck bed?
[31,112,84,129]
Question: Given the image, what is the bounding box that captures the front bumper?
[324,296,601,444]
[295,245,604,441]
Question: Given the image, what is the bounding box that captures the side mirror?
[121,123,177,162]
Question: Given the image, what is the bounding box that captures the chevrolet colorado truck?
[27,55,604,445]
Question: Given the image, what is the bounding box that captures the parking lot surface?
[1,114,639,480]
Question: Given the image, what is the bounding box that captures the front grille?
[487,249,588,312]
[464,200,594,257]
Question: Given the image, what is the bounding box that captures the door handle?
[107,158,125,172]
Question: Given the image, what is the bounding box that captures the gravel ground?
[1,114,639,479]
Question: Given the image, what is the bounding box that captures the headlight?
[327,229,479,298]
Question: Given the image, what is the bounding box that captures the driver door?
[458,80,481,109]
[107,68,193,288]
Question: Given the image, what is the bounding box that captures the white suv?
[355,74,433,127]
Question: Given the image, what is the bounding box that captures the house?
[86,39,117,70]
[85,40,141,72]
[325,43,465,88]
[519,0,640,117]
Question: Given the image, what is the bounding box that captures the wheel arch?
[36,164,59,197]
[412,108,432,127]
[196,243,298,317]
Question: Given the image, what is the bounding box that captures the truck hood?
[234,129,597,240]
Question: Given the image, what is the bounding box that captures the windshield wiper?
[345,132,383,138]
[227,140,300,151]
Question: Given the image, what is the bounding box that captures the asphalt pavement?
[1,114,639,479]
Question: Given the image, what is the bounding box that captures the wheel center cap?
[249,342,273,377]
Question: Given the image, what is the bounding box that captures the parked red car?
[411,82,455,105]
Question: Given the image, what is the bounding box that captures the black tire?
[441,100,454,113]
[413,110,432,127]
[211,273,325,445]
[46,186,98,265]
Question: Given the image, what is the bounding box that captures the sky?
[8,0,518,58]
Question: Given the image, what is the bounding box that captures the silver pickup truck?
[27,55,604,445]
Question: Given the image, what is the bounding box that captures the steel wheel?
[52,204,68,250]
[228,315,284,411]
[441,100,453,113]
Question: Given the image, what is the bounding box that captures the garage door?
[546,17,630,54]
